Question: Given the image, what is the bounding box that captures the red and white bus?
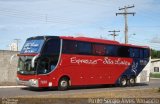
[17,36,150,90]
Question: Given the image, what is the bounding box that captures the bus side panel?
[136,58,150,83]
[56,54,133,86]
[116,58,149,84]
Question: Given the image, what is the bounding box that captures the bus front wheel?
[58,77,69,91]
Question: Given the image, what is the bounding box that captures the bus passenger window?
[106,45,118,56]
[77,42,92,55]
[42,39,60,55]
[140,49,143,58]
[62,40,77,54]
[144,49,149,58]
[129,48,134,57]
[134,48,140,58]
[93,44,105,56]
[118,46,129,57]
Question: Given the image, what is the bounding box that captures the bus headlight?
[29,79,38,87]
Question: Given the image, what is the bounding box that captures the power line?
[68,0,112,7]
[108,30,120,41]
[129,38,160,50]
[0,8,87,25]
[116,5,136,44]
[130,25,160,28]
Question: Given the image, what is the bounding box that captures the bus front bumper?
[16,77,39,87]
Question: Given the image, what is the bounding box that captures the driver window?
[50,60,57,71]
[37,57,58,74]
[37,57,50,74]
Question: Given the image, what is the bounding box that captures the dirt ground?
[17,88,160,98]
[2,88,158,104]
[0,82,17,86]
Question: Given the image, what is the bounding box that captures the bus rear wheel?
[129,77,136,86]
[58,77,69,91]
[120,77,127,87]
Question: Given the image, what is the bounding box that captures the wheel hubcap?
[60,80,67,87]
[130,78,134,84]
[122,79,126,85]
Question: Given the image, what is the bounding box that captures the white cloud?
[150,36,160,43]
[0,0,160,50]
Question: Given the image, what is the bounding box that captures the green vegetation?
[150,73,160,78]
[151,49,160,58]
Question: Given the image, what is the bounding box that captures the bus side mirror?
[31,54,39,68]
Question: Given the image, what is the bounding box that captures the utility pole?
[108,30,120,41]
[14,39,21,51]
[116,5,135,44]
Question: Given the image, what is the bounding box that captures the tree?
[151,49,160,58]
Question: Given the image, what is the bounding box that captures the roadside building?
[151,59,160,73]
[9,42,18,51]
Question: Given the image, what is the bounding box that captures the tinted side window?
[118,46,129,57]
[129,48,140,58]
[93,44,105,56]
[42,39,60,55]
[77,42,92,55]
[144,49,150,58]
[62,40,77,54]
[129,48,134,57]
[106,45,118,56]
[140,49,143,58]
[134,48,140,58]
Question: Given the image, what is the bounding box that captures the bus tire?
[129,77,136,86]
[58,77,69,91]
[120,77,127,87]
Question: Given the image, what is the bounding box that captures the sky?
[0,0,160,50]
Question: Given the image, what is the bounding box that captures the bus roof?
[60,36,149,49]
[26,36,149,49]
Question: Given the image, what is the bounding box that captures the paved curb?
[150,78,160,79]
[0,86,26,88]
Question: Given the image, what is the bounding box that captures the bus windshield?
[17,56,36,75]
[20,39,44,54]
[18,38,61,75]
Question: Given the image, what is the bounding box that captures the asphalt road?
[0,79,159,98]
